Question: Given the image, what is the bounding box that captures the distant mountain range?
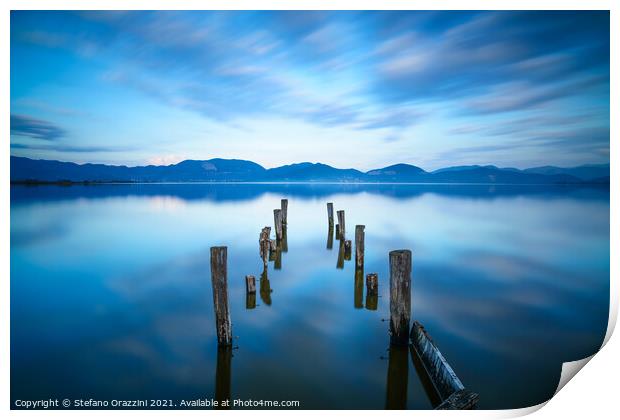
[10,156,610,184]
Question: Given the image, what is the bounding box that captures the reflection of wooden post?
[355,225,365,270]
[327,202,334,226]
[366,273,378,311]
[281,225,288,253]
[337,210,345,238]
[344,240,352,260]
[259,269,272,306]
[259,227,271,267]
[337,240,345,269]
[389,250,411,346]
[274,209,283,241]
[215,346,232,409]
[210,246,232,347]
[281,199,288,225]
[385,345,409,409]
[335,224,341,240]
[326,225,334,250]
[410,322,479,409]
[354,269,363,309]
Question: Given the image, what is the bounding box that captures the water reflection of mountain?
[10,182,609,205]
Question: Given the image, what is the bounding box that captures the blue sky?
[10,11,609,170]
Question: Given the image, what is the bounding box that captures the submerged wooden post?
[210,246,232,347]
[366,273,378,311]
[281,199,288,225]
[337,239,345,269]
[344,239,352,260]
[410,321,479,409]
[327,202,334,226]
[259,227,271,267]
[385,345,409,409]
[326,225,334,250]
[355,225,365,270]
[259,269,272,306]
[273,209,283,241]
[214,346,232,409]
[354,269,364,309]
[389,250,411,346]
[337,210,345,238]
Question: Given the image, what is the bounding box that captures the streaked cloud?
[10,114,66,140]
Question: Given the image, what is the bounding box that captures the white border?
[2,1,616,419]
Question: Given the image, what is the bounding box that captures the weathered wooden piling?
[389,250,411,346]
[326,225,334,250]
[366,273,378,294]
[354,269,364,309]
[327,202,334,226]
[281,225,288,253]
[410,321,479,409]
[259,269,272,306]
[337,210,345,237]
[273,209,283,241]
[210,246,232,347]
[245,275,256,293]
[344,239,352,260]
[269,239,277,261]
[385,345,409,410]
[215,346,232,409]
[274,246,282,270]
[281,199,288,225]
[259,227,271,267]
[355,225,365,269]
[366,273,378,311]
[335,224,341,240]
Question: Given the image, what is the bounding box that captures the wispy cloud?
[10,114,66,140]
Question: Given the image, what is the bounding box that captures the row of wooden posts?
[209,199,478,409]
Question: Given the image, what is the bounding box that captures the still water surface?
[10,184,609,409]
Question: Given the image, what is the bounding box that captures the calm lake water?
[10,183,609,409]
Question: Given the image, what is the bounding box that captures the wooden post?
[281,199,288,225]
[274,245,282,270]
[366,273,378,311]
[215,346,232,409]
[245,275,256,293]
[259,269,272,306]
[344,239,352,260]
[273,209,283,241]
[259,227,271,267]
[389,250,411,346]
[410,321,479,409]
[355,225,365,269]
[335,224,341,241]
[337,210,345,238]
[385,345,409,409]
[327,202,334,226]
[354,269,364,309]
[268,239,277,261]
[281,225,288,253]
[210,246,232,347]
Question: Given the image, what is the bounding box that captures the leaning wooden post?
[259,227,271,267]
[410,321,479,409]
[273,209,283,241]
[389,250,411,346]
[327,202,334,226]
[337,210,345,238]
[281,199,288,225]
[344,240,352,260]
[355,225,365,270]
[210,246,232,347]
